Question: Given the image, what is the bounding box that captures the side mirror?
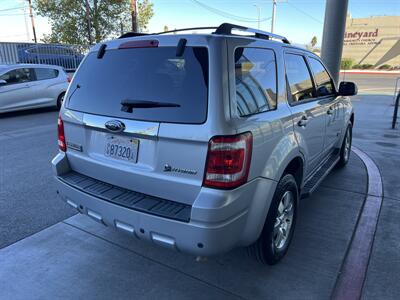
[338,81,358,96]
[0,79,7,86]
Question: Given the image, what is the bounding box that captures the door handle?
[327,106,334,115]
[297,115,309,127]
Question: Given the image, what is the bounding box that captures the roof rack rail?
[214,23,290,44]
[119,27,218,39]
[118,23,290,44]
[156,26,218,35]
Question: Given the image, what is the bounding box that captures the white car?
[0,64,69,113]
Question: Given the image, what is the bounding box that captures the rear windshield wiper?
[121,99,180,113]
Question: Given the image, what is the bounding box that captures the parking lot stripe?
[332,146,383,300]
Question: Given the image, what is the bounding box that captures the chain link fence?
[0,42,91,72]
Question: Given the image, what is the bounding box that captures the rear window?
[234,47,277,117]
[35,68,59,80]
[67,46,209,124]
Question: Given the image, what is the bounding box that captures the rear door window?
[67,46,209,124]
[285,53,315,103]
[234,47,277,117]
[308,58,335,96]
[35,68,59,80]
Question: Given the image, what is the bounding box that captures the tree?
[35,0,154,45]
[311,36,317,48]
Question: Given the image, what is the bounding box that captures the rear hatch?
[63,40,209,205]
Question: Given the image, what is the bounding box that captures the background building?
[343,15,400,68]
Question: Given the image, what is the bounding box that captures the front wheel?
[337,123,352,167]
[248,174,298,265]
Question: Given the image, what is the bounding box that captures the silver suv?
[52,24,356,265]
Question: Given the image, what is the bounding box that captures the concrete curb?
[332,146,384,300]
[340,70,400,75]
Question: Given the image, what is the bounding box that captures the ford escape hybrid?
[52,23,356,265]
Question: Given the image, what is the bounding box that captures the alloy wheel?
[273,191,294,250]
[344,127,351,161]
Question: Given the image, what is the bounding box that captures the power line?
[0,12,28,16]
[190,0,272,23]
[286,1,323,24]
[0,6,24,12]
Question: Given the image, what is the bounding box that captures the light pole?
[253,4,261,29]
[22,1,30,42]
[271,0,277,33]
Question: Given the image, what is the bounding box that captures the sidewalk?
[352,95,400,299]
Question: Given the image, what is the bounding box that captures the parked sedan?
[0,64,69,113]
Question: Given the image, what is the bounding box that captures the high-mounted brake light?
[119,40,159,49]
[203,132,252,189]
[58,116,66,152]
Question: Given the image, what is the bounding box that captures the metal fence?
[0,42,91,72]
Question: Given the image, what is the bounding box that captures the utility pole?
[131,0,138,32]
[27,0,37,43]
[85,0,93,44]
[271,0,277,33]
[253,5,261,29]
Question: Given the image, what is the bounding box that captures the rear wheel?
[249,174,298,265]
[338,123,352,167]
[57,92,65,110]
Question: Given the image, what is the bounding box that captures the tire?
[337,123,352,167]
[248,174,298,265]
[57,92,65,110]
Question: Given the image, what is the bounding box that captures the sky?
[0,0,399,46]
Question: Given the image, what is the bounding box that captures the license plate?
[104,136,139,163]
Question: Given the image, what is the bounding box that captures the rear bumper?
[52,152,277,256]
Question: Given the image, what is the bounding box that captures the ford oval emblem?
[105,120,125,132]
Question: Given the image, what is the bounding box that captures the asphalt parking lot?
[0,108,75,248]
[0,74,399,299]
[340,73,399,95]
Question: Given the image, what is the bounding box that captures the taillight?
[58,116,66,152]
[67,76,72,83]
[203,132,252,189]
